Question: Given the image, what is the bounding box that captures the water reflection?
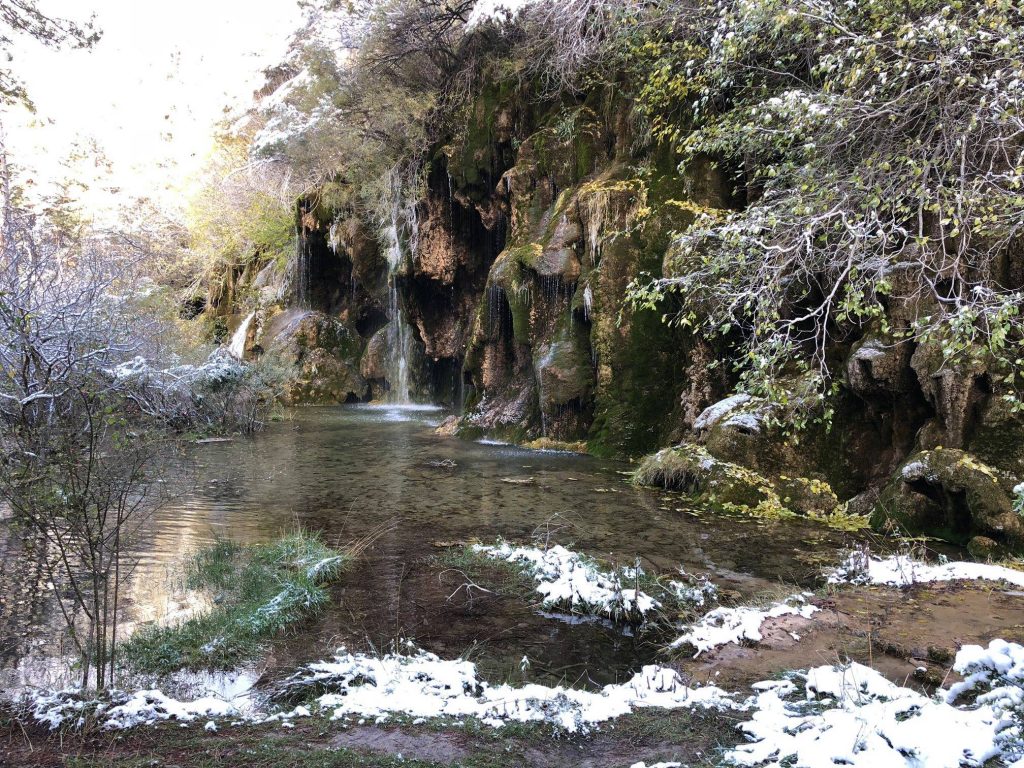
[1,405,862,692]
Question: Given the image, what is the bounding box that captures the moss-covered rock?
[873,448,1024,550]
[967,396,1024,478]
[910,340,992,449]
[775,475,841,516]
[264,309,368,404]
[631,444,773,510]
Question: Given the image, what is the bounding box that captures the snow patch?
[472,542,661,620]
[829,553,1024,588]
[30,689,239,731]
[693,394,752,431]
[278,647,737,733]
[725,647,1024,768]
[671,595,818,657]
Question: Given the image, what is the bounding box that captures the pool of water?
[0,405,863,692]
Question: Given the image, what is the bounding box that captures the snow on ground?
[23,640,1024,768]
[30,688,240,731]
[670,595,818,657]
[829,552,1024,588]
[472,541,665,620]
[725,641,1024,768]
[278,646,737,733]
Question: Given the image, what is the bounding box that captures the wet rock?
[846,336,915,396]
[910,342,991,448]
[533,319,592,433]
[434,415,460,437]
[265,309,368,404]
[873,448,1024,550]
[360,326,390,382]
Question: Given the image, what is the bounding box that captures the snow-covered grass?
[725,641,1024,768]
[22,637,1024,768]
[829,552,1024,588]
[29,688,240,732]
[470,541,716,624]
[273,645,737,734]
[121,533,347,674]
[670,595,819,657]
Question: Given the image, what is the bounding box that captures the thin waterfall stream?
[381,168,419,404]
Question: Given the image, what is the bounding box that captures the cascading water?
[228,311,255,360]
[380,168,418,404]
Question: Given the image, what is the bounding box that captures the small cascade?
[293,234,311,309]
[380,167,419,404]
[228,311,255,360]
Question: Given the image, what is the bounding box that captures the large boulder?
[846,335,915,396]
[632,444,774,510]
[264,310,368,404]
[873,448,1024,552]
[910,341,991,449]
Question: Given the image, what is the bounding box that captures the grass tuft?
[122,531,347,674]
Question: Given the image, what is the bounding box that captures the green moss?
[873,448,1024,550]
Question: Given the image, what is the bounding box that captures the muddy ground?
[3,579,1022,768]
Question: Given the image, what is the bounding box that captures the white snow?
[666,574,718,608]
[725,644,1024,768]
[630,763,682,768]
[472,542,661,620]
[671,595,819,657]
[693,393,752,431]
[829,553,1024,588]
[23,639,1024,768]
[30,688,239,731]
[280,647,737,733]
[899,460,927,481]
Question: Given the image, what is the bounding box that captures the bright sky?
[2,0,301,221]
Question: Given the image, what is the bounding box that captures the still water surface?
[0,405,860,692]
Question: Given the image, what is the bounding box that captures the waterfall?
[228,311,255,360]
[380,167,418,404]
[294,234,310,309]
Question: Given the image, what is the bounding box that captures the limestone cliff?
[216,77,1024,555]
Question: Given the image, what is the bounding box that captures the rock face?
[875,449,1024,553]
[215,74,1024,553]
[263,309,368,404]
